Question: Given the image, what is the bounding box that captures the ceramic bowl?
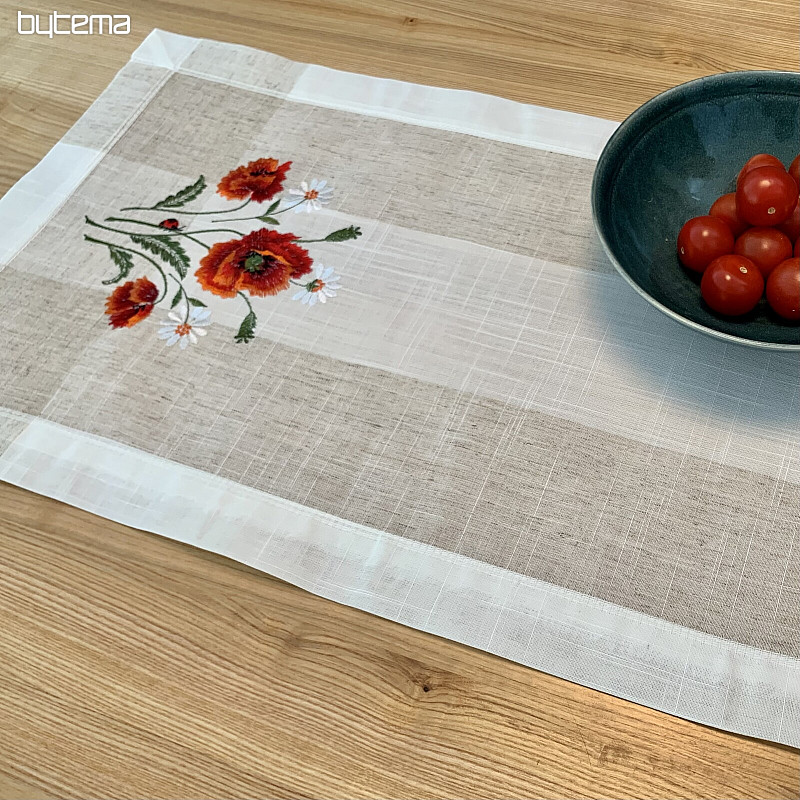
[592,71,800,350]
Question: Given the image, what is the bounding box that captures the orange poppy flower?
[217,158,292,203]
[195,228,313,298]
[105,277,159,328]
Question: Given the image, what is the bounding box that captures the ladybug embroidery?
[159,218,181,230]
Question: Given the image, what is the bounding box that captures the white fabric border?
[0,412,797,748]
[131,29,618,160]
[1,27,615,264]
[0,144,97,265]
[130,27,198,69]
[287,66,617,160]
[2,28,798,748]
[0,33,193,267]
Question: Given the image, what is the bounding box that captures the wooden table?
[0,2,798,797]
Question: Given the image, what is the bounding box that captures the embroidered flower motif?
[105,277,159,328]
[88,158,356,345]
[158,306,211,349]
[285,179,334,213]
[292,264,341,307]
[217,158,292,203]
[196,228,313,298]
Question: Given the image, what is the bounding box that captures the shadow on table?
[586,234,800,432]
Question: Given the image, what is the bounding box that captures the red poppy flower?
[105,277,159,328]
[217,158,292,203]
[195,228,313,298]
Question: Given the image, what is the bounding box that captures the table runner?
[1,29,797,747]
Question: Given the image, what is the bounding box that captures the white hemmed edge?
[0,411,796,748]
[0,30,195,268]
[0,144,98,266]
[130,28,198,70]
[135,29,619,159]
[288,64,619,160]
[1,29,796,747]
[0,27,615,268]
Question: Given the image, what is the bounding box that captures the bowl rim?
[591,69,800,352]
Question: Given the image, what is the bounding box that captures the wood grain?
[1,0,798,195]
[0,483,798,800]
[0,0,798,797]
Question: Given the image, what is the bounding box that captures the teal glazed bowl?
[592,71,800,350]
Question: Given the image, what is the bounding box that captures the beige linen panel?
[2,70,797,661]
[107,74,609,272]
[0,267,796,657]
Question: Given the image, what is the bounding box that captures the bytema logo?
[18,10,130,36]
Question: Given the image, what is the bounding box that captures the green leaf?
[100,244,135,285]
[257,216,280,225]
[324,225,362,243]
[265,199,280,214]
[154,175,206,209]
[129,233,190,279]
[187,297,207,307]
[234,310,257,344]
[170,288,183,308]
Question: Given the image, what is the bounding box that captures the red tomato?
[777,200,800,242]
[677,215,735,272]
[765,257,800,320]
[736,167,798,226]
[709,193,749,237]
[701,255,764,316]
[738,153,785,187]
[734,227,793,278]
[789,155,800,188]
[795,238,799,258]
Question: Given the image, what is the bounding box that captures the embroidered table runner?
[1,30,797,747]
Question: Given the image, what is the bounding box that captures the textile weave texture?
[0,30,797,746]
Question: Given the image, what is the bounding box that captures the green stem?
[169,276,191,323]
[107,216,173,229]
[238,290,254,315]
[217,197,306,223]
[274,198,306,214]
[85,234,169,302]
[87,217,136,237]
[103,216,239,247]
[120,198,253,215]
[182,233,210,250]
[107,216,209,250]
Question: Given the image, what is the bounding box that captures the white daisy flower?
[285,179,334,213]
[157,305,211,349]
[292,264,341,307]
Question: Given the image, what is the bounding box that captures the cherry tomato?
[736,167,798,226]
[701,255,764,316]
[734,227,793,278]
[795,238,799,258]
[765,257,800,321]
[738,153,785,187]
[677,215,735,272]
[709,193,749,237]
[789,155,800,188]
[777,200,800,241]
